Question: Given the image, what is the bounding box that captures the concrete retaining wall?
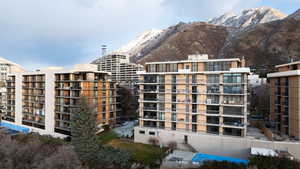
[134,127,300,159]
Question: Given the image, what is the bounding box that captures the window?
[171,122,176,130]
[192,86,197,93]
[172,75,177,83]
[149,64,156,72]
[185,65,190,69]
[170,64,178,72]
[172,94,176,102]
[192,115,197,123]
[207,95,219,104]
[171,113,177,121]
[172,85,176,93]
[207,75,219,83]
[192,104,197,113]
[139,130,145,134]
[192,62,198,72]
[223,96,243,105]
[207,85,219,93]
[205,62,230,71]
[172,104,176,111]
[223,85,243,94]
[158,112,165,120]
[223,74,243,83]
[149,131,155,135]
[158,64,166,72]
[192,74,197,84]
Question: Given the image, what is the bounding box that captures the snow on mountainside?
[209,7,287,28]
[113,29,163,56]
[288,9,300,20]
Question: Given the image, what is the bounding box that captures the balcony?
[223,107,244,116]
[206,116,220,125]
[223,117,244,127]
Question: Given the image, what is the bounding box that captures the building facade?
[267,61,300,139]
[3,64,117,137]
[94,54,143,83]
[0,57,25,115]
[134,55,250,146]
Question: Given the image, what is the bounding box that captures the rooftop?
[275,60,300,68]
[145,55,241,65]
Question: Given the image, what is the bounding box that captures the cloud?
[0,0,282,70]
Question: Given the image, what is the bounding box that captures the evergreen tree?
[71,97,101,168]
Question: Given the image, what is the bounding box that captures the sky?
[0,0,299,70]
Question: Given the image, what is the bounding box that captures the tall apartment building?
[94,54,143,83]
[3,64,117,137]
[0,57,25,113]
[134,55,250,145]
[267,61,300,139]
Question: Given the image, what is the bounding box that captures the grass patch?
[98,130,119,144]
[108,139,167,165]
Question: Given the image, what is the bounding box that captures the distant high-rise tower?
[101,45,107,57]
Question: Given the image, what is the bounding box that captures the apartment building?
[267,61,300,139]
[3,64,117,137]
[94,54,143,83]
[0,57,25,114]
[134,55,250,145]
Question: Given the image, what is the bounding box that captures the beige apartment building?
[3,64,117,137]
[134,55,250,145]
[268,61,300,139]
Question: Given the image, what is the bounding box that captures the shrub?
[167,141,177,150]
[148,137,159,146]
[199,161,246,169]
[249,155,300,169]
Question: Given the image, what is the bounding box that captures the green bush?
[249,155,300,169]
[199,161,246,169]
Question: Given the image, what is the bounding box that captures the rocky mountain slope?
[137,22,229,64]
[92,7,300,76]
[209,7,286,28]
[222,9,300,75]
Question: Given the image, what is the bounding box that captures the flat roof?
[275,61,300,68]
[145,58,241,65]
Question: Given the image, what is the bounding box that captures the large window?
[205,62,230,71]
[223,74,243,83]
[223,85,243,94]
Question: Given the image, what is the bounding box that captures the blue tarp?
[192,153,249,165]
[0,122,30,133]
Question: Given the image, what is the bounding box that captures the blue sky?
[0,0,299,70]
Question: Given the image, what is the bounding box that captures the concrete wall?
[134,126,300,159]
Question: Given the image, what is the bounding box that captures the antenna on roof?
[101,45,107,57]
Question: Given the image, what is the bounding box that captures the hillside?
[137,22,229,64]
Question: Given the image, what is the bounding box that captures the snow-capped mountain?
[113,29,163,56]
[209,7,287,28]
